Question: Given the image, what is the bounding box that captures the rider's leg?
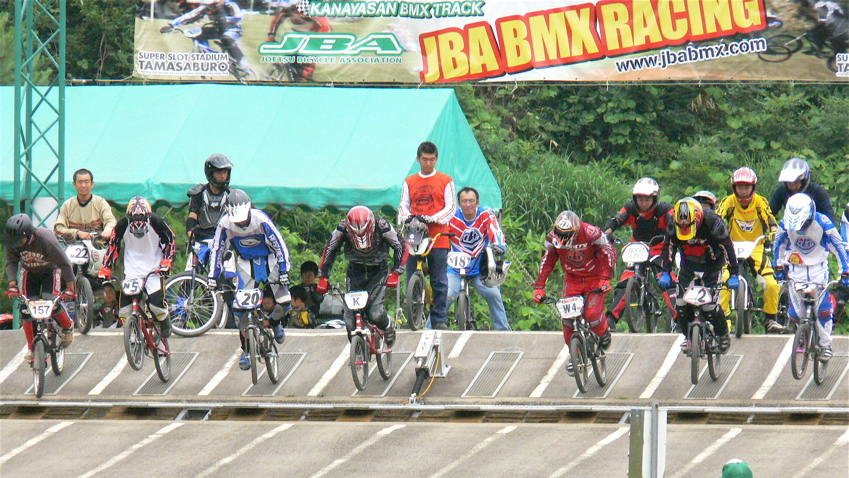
[675,268,696,339]
[471,275,509,331]
[446,272,460,304]
[816,291,835,361]
[702,267,730,352]
[148,288,171,338]
[718,266,732,317]
[607,268,634,327]
[584,284,611,350]
[650,260,678,320]
[427,248,450,328]
[753,248,781,331]
[221,30,253,72]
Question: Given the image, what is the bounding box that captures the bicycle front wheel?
[734,281,750,338]
[690,325,702,385]
[623,276,647,333]
[153,333,171,383]
[50,344,65,376]
[456,291,470,331]
[165,273,221,337]
[75,275,95,335]
[248,326,260,385]
[570,334,588,394]
[813,351,828,385]
[33,339,47,398]
[376,332,392,380]
[405,271,426,331]
[124,315,144,371]
[265,334,280,384]
[591,347,607,387]
[791,323,810,380]
[707,336,721,381]
[350,335,369,391]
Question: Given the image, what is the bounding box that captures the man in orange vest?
[398,141,457,329]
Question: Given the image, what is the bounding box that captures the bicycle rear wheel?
[623,276,647,333]
[153,332,171,383]
[165,273,221,337]
[376,331,392,380]
[249,326,260,385]
[791,323,810,380]
[570,334,588,394]
[690,325,702,385]
[75,275,95,334]
[350,335,369,391]
[123,315,144,371]
[33,339,46,398]
[404,271,426,331]
[456,291,470,331]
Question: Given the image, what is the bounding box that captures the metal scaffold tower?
[13,0,66,222]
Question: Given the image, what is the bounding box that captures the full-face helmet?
[226,189,252,226]
[784,193,816,232]
[778,158,810,192]
[731,167,758,206]
[126,197,152,238]
[673,198,704,241]
[204,153,233,189]
[346,206,376,251]
[552,211,580,248]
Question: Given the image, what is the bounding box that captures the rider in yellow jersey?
[715,167,781,333]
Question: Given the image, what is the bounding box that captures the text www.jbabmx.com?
[614,37,768,73]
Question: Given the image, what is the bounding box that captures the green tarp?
[1,85,501,212]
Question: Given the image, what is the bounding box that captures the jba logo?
[260,33,403,56]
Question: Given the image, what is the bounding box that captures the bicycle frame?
[346,290,391,391]
[15,294,65,398]
[233,285,281,385]
[727,235,765,337]
[788,279,839,384]
[549,295,607,394]
[447,250,478,331]
[620,236,666,333]
[681,276,723,385]
[403,216,454,330]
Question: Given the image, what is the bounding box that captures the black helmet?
[5,213,35,248]
[204,153,233,189]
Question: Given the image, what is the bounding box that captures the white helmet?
[778,158,810,189]
[226,189,252,225]
[784,193,815,231]
[480,246,511,287]
[632,177,660,210]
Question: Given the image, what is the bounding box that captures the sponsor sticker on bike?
[556,296,584,319]
[27,300,55,319]
[683,286,712,306]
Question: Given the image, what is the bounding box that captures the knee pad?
[149,303,168,321]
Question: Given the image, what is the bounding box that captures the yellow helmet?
[673,198,703,241]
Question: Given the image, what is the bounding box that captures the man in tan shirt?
[54,168,117,243]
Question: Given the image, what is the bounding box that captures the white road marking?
[448,331,473,359]
[669,428,742,478]
[548,427,629,478]
[0,344,28,386]
[640,335,685,398]
[78,422,184,478]
[87,356,128,395]
[309,424,406,478]
[0,421,74,465]
[307,343,350,396]
[790,428,849,478]
[196,423,294,478]
[530,343,570,398]
[752,337,794,400]
[430,426,517,478]
[198,348,242,396]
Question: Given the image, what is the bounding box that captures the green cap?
[721,459,753,478]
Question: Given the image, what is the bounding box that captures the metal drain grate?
[26,352,91,396]
[572,352,633,399]
[462,351,524,398]
[796,355,849,401]
[354,352,413,397]
[134,352,197,395]
[685,354,742,399]
[244,352,306,396]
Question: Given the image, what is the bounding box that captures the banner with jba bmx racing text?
[133,0,849,82]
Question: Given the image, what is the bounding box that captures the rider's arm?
[532,236,560,289]
[590,227,616,278]
[822,216,849,273]
[169,4,205,27]
[381,220,407,273]
[397,181,412,225]
[431,179,457,225]
[207,222,229,279]
[809,182,837,225]
[101,218,127,269]
[94,196,117,238]
[660,218,676,272]
[484,210,507,250]
[259,214,290,274]
[5,247,21,286]
[150,214,176,263]
[53,199,78,241]
[710,215,739,271]
[842,204,849,245]
[603,205,630,235]
[773,222,789,268]
[40,230,75,285]
[769,186,786,220]
[318,225,345,277]
[185,185,205,237]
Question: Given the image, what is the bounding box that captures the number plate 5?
[122,278,144,296]
[556,296,585,319]
[683,286,712,306]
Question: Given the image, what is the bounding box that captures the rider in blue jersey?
[208,189,291,370]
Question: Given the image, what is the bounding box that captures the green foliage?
[0,11,54,86]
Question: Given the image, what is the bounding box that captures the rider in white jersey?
[207,189,291,370]
[773,194,849,362]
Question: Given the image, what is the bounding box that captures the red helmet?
[731,167,758,206]
[346,206,376,251]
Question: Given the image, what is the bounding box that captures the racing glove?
[279,271,290,287]
[317,277,329,295]
[421,215,436,224]
[206,278,217,289]
[774,266,785,281]
[842,273,849,288]
[727,275,740,290]
[159,258,172,273]
[98,266,112,280]
[60,290,76,301]
[386,271,400,289]
[160,25,173,34]
[533,288,546,304]
[658,272,672,289]
[4,287,20,298]
[491,244,506,256]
